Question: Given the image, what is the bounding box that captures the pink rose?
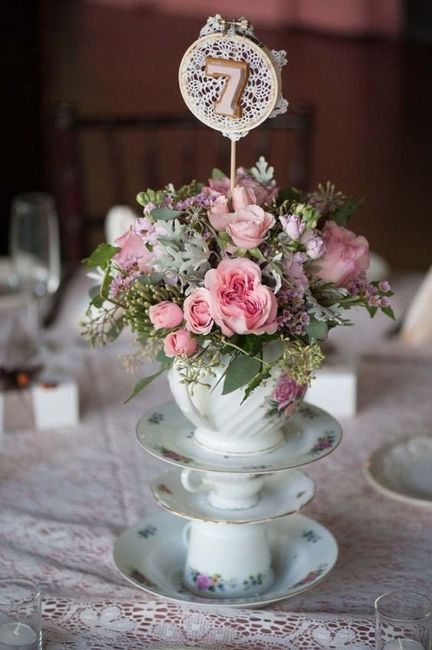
[114,218,165,273]
[208,176,231,196]
[114,230,153,273]
[149,301,183,330]
[225,205,275,249]
[237,169,278,205]
[208,173,278,206]
[231,186,257,210]
[273,374,306,411]
[317,221,369,287]
[208,195,229,231]
[163,329,198,357]
[184,288,214,335]
[204,258,278,337]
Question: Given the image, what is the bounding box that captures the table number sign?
[178,14,288,188]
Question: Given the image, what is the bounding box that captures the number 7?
[205,57,249,119]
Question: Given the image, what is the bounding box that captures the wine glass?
[9,193,61,311]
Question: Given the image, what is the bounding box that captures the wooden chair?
[50,102,314,263]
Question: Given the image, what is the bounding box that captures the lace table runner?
[0,273,431,648]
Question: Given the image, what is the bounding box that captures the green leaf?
[242,367,272,403]
[306,318,329,341]
[83,243,118,269]
[276,187,302,205]
[106,319,124,343]
[222,354,261,395]
[331,196,366,226]
[211,168,227,180]
[150,207,182,220]
[381,306,395,320]
[124,369,164,404]
[156,349,173,368]
[367,306,378,318]
[87,285,104,308]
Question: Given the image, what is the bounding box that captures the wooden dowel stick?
[230,139,236,195]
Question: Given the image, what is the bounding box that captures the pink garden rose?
[114,230,153,273]
[317,220,369,287]
[149,301,183,330]
[184,288,214,335]
[273,375,307,413]
[208,176,231,196]
[231,186,257,210]
[208,195,229,231]
[163,329,197,357]
[114,217,165,273]
[225,205,275,249]
[204,258,278,337]
[207,186,257,231]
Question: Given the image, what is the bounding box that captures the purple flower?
[378,280,391,293]
[283,252,309,293]
[280,214,305,241]
[196,574,213,590]
[301,232,326,260]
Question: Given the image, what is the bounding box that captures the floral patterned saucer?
[364,436,432,507]
[113,510,338,608]
[152,468,315,524]
[136,401,342,474]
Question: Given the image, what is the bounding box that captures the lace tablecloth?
[0,273,431,649]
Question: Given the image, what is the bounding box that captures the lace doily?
[179,17,288,140]
[42,600,376,649]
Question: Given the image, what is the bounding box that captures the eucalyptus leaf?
[84,243,118,269]
[124,369,164,403]
[150,207,182,220]
[242,367,272,403]
[306,318,329,341]
[222,354,261,395]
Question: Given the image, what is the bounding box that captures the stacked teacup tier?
[152,467,315,598]
[112,390,342,606]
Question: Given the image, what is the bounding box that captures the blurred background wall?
[1,0,432,270]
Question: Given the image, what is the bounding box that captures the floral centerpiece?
[83,157,393,423]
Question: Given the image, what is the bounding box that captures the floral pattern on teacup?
[138,525,157,539]
[302,529,321,543]
[156,446,193,464]
[148,412,164,424]
[130,568,157,589]
[311,432,336,455]
[187,569,271,594]
[292,564,327,588]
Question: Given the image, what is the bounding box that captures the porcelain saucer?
[113,510,338,608]
[364,436,432,507]
[136,401,342,474]
[151,468,315,524]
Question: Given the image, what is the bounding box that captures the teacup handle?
[181,468,208,494]
[182,521,192,548]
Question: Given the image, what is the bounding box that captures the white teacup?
[182,520,274,599]
[181,469,266,510]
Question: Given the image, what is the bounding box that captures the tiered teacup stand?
[113,399,342,608]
